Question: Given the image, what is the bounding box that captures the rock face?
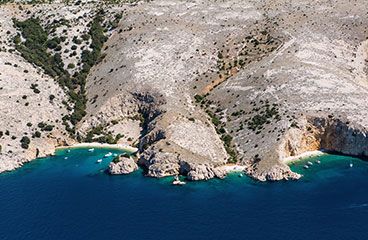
[280,115,368,159]
[205,0,368,181]
[109,154,138,175]
[244,163,302,182]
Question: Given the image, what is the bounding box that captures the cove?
[0,147,368,240]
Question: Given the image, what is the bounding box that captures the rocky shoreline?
[1,0,368,183]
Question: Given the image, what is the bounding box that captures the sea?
[0,147,367,240]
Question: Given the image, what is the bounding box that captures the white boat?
[350,161,353,168]
[88,148,94,152]
[64,157,68,160]
[307,161,313,166]
[239,173,243,178]
[303,165,309,169]
[104,152,112,158]
[316,160,321,164]
[67,149,70,153]
[172,175,186,185]
[113,153,118,157]
[96,159,102,163]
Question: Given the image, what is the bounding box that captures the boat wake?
[346,203,368,209]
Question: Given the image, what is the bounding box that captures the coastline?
[55,142,138,153]
[284,149,327,164]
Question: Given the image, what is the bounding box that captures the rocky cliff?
[109,153,138,175]
[1,0,368,182]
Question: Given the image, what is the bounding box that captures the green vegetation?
[13,18,65,80]
[195,95,238,163]
[33,131,41,138]
[14,12,109,138]
[37,122,54,131]
[222,134,237,163]
[30,83,40,94]
[67,63,75,69]
[112,156,120,163]
[20,136,30,149]
[112,153,130,163]
[83,124,122,144]
[194,94,203,103]
[246,103,280,132]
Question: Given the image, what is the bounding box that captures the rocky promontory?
[109,153,138,175]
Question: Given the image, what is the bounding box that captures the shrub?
[112,156,120,163]
[194,94,203,103]
[222,135,233,147]
[67,63,75,69]
[38,122,46,129]
[27,122,32,127]
[30,84,40,94]
[81,34,90,41]
[212,117,219,126]
[34,131,41,138]
[20,136,30,149]
[72,36,82,45]
[13,33,21,44]
[43,125,54,131]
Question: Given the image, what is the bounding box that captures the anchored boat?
[172,175,186,185]
[104,152,112,158]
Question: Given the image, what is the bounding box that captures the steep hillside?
[1,0,368,181]
[0,1,123,173]
[204,0,368,181]
[79,0,264,179]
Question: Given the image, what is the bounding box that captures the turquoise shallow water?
[1,147,368,239]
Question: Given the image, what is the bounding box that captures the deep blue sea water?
[1,148,368,240]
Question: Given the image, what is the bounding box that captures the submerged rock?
[109,153,138,175]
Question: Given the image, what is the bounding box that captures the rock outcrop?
[280,115,368,159]
[109,154,138,175]
[244,163,302,182]
[180,161,227,181]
